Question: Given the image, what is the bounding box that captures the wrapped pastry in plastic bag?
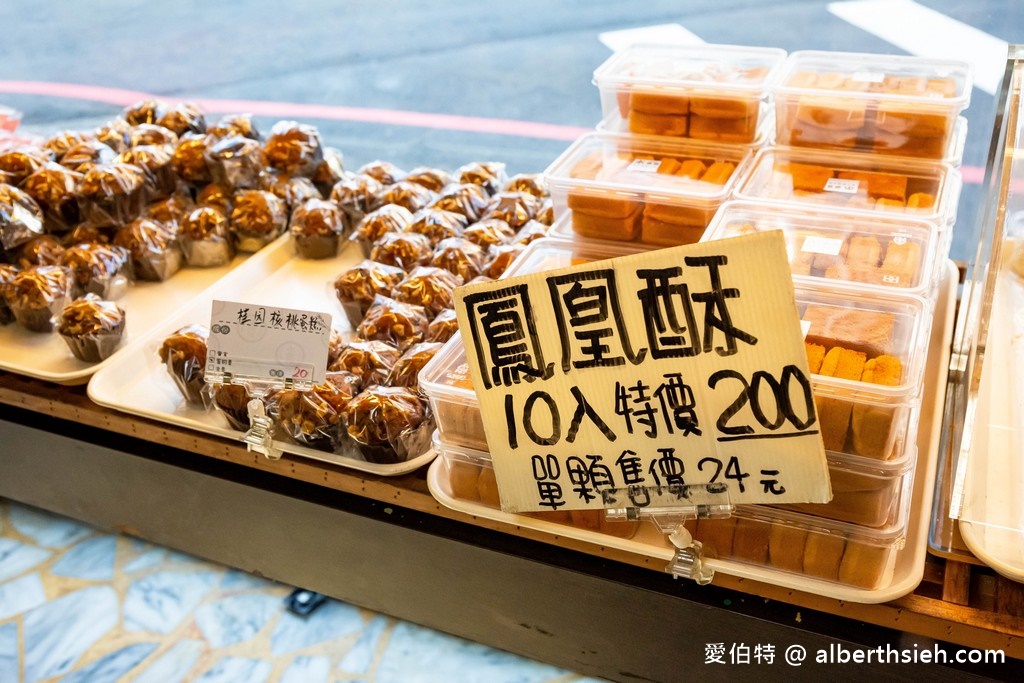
[391,266,462,318]
[58,242,131,299]
[327,328,346,366]
[344,385,433,464]
[122,99,167,126]
[205,136,265,190]
[424,308,459,343]
[312,147,345,197]
[157,323,208,405]
[463,218,515,249]
[44,130,93,161]
[290,198,342,259]
[79,162,148,228]
[404,207,468,246]
[431,237,488,282]
[0,264,21,325]
[94,119,132,154]
[62,224,111,247]
[129,124,179,151]
[210,382,254,431]
[113,217,183,282]
[260,172,321,209]
[57,293,126,362]
[230,189,287,252]
[269,371,360,452]
[118,145,176,199]
[21,163,83,233]
[351,204,413,257]
[60,140,117,174]
[404,166,452,193]
[180,206,234,267]
[16,235,65,268]
[358,160,406,186]
[4,265,72,332]
[386,341,443,390]
[171,134,213,186]
[430,183,490,222]
[331,172,385,234]
[146,190,195,226]
[356,295,429,351]
[0,147,51,185]
[210,113,261,141]
[514,219,549,245]
[1,183,45,253]
[380,181,437,214]
[329,339,400,387]
[157,102,207,137]
[333,259,406,326]
[456,161,507,196]
[482,191,541,229]
[484,242,526,279]
[196,183,233,214]
[503,172,547,198]
[368,231,432,271]
[264,121,323,177]
[534,198,554,226]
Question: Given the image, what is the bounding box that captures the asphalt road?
[2,0,1024,262]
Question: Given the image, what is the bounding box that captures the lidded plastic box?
[773,51,972,159]
[542,132,754,246]
[592,43,787,145]
[703,201,940,296]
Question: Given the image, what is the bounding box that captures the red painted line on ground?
[0,79,989,181]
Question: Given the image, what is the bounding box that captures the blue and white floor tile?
[0,499,607,682]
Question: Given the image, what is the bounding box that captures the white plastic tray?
[428,261,956,603]
[87,235,437,476]
[1,250,252,385]
[958,242,1024,581]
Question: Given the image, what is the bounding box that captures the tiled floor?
[0,499,604,683]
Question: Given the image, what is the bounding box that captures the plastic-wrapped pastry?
[514,219,549,245]
[180,206,234,267]
[146,191,194,226]
[122,99,167,125]
[344,385,432,464]
[129,124,179,150]
[329,339,400,387]
[357,160,406,186]
[264,121,323,177]
[171,134,213,186]
[157,102,207,136]
[79,162,148,228]
[357,295,430,351]
[535,198,554,226]
[425,308,459,343]
[391,266,463,319]
[1,183,45,252]
[431,237,488,282]
[502,173,547,198]
[63,224,113,246]
[456,161,507,196]
[57,293,126,362]
[16,235,65,268]
[269,373,359,452]
[94,119,132,154]
[157,323,208,405]
[60,141,117,174]
[289,198,343,259]
[327,328,346,366]
[0,264,18,325]
[404,208,468,246]
[386,341,443,390]
[380,181,437,213]
[44,131,92,161]
[210,113,261,141]
[259,172,322,209]
[58,242,131,299]
[205,136,265,190]
[404,166,452,192]
[482,191,540,229]
[118,145,176,199]
[0,147,52,185]
[4,265,72,332]
[352,204,414,256]
[230,189,288,252]
[463,218,515,248]
[113,217,183,281]
[333,259,406,326]
[330,172,385,231]
[210,383,253,431]
[368,231,433,271]
[484,243,526,279]
[430,183,490,222]
[196,183,233,214]
[312,147,345,197]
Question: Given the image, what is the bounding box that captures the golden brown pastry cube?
[675,159,707,179]
[627,109,689,137]
[731,518,771,564]
[695,517,737,558]
[906,192,936,210]
[816,347,867,451]
[448,460,483,502]
[769,524,808,573]
[803,532,845,581]
[477,467,500,508]
[804,342,826,374]
[629,89,690,115]
[846,236,883,268]
[688,114,757,143]
[700,161,736,185]
[567,190,642,218]
[789,162,835,192]
[838,541,889,589]
[803,306,895,357]
[572,210,642,242]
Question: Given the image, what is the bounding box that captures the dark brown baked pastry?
[60,141,118,174]
[425,308,459,343]
[430,183,490,222]
[329,339,400,387]
[0,147,51,185]
[0,263,18,325]
[259,172,322,209]
[352,204,414,256]
[392,265,463,318]
[58,242,131,298]
[333,259,407,327]
[327,328,346,366]
[484,243,526,278]
[404,166,452,192]
[44,131,93,161]
[431,237,488,282]
[57,294,126,362]
[205,136,265,190]
[312,147,345,197]
[344,385,432,463]
[463,218,515,248]
[180,206,234,267]
[1,183,45,253]
[230,189,288,252]
[157,324,209,405]
[171,134,213,186]
[196,183,233,214]
[16,235,65,268]
[368,231,433,271]
[4,265,72,332]
[404,208,468,246]
[146,191,195,226]
[269,372,360,451]
[118,145,176,199]
[289,198,343,259]
[387,341,443,390]
[210,383,253,431]
[357,160,406,186]
[123,99,167,125]
[79,162,148,228]
[112,217,183,281]
[456,161,507,196]
[380,181,437,213]
[264,121,323,177]
[94,119,132,154]
[210,113,261,141]
[482,191,540,229]
[503,173,547,198]
[330,172,384,231]
[357,295,430,351]
[62,225,112,247]
[128,124,179,150]
[157,102,208,137]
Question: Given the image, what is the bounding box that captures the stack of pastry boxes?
[543,43,787,247]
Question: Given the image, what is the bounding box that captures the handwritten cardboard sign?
[206,300,332,388]
[453,231,831,513]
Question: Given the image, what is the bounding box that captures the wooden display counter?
[1,371,1021,681]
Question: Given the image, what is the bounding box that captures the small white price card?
[454,231,832,513]
[800,235,844,256]
[823,178,860,194]
[627,158,663,173]
[206,300,332,387]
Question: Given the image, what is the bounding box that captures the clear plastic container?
[733,147,961,229]
[592,43,787,145]
[541,132,754,246]
[595,105,774,150]
[773,51,972,160]
[703,201,940,297]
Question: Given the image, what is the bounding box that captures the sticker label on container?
[206,300,332,388]
[851,70,885,84]
[800,235,844,256]
[627,158,663,173]
[824,178,860,194]
[454,231,831,513]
